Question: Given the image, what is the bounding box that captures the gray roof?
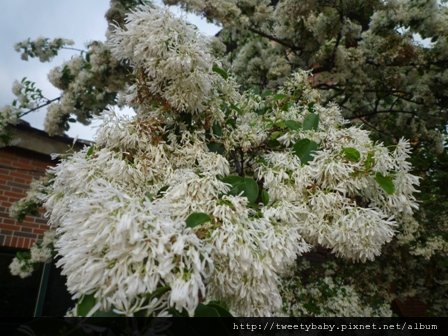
[7,120,92,156]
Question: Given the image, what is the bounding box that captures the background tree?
[165,0,448,138]
[1,0,446,316]
[162,0,448,315]
[0,0,141,143]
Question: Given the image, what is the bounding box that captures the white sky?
[0,0,219,140]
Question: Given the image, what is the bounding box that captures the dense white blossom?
[282,274,393,317]
[0,106,20,146]
[8,4,421,317]
[109,6,221,114]
[9,230,55,278]
[412,236,448,259]
[14,37,74,62]
[9,257,34,279]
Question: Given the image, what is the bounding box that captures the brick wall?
[0,147,53,249]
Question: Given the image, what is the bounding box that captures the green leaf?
[257,106,269,115]
[261,90,273,97]
[147,286,170,300]
[303,113,319,131]
[86,146,95,157]
[77,294,96,317]
[374,172,395,195]
[240,178,259,204]
[226,118,236,128]
[285,120,302,131]
[221,175,242,192]
[207,142,225,155]
[212,64,228,80]
[255,106,269,115]
[270,131,283,140]
[229,103,242,113]
[194,303,221,317]
[222,176,259,204]
[16,250,31,261]
[303,301,321,314]
[205,301,233,317]
[261,190,270,205]
[307,102,315,113]
[293,139,319,165]
[169,308,189,317]
[61,65,73,84]
[186,212,211,228]
[281,101,293,112]
[342,147,361,162]
[267,139,281,148]
[274,120,287,129]
[364,151,375,171]
[272,93,287,101]
[212,122,223,136]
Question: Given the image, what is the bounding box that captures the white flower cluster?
[1,77,48,144]
[250,74,419,262]
[11,5,419,316]
[263,134,417,261]
[44,114,310,316]
[109,6,222,114]
[412,236,448,259]
[9,230,55,278]
[208,196,310,316]
[163,0,274,28]
[50,176,211,316]
[0,106,20,127]
[9,175,52,221]
[0,105,20,146]
[31,230,55,262]
[43,41,127,136]
[10,80,37,109]
[1,38,127,138]
[43,103,67,137]
[9,257,34,279]
[231,38,292,89]
[14,37,74,62]
[281,275,393,317]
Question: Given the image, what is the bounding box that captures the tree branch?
[61,46,86,54]
[347,109,418,120]
[231,150,244,176]
[248,27,302,53]
[358,118,398,143]
[19,97,61,118]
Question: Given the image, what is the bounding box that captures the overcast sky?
[0,0,219,140]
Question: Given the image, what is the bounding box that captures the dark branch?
[19,97,61,118]
[248,27,302,53]
[61,46,86,54]
[231,150,244,176]
[359,118,398,143]
[347,109,418,120]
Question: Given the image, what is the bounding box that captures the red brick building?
[0,122,89,249]
[1,148,50,249]
[0,122,88,316]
